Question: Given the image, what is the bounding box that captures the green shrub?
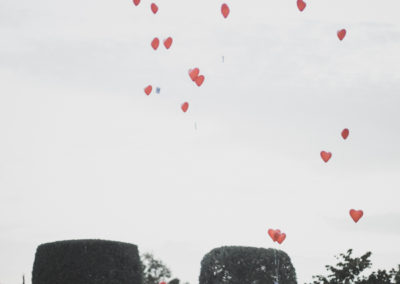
[32,239,143,284]
[199,246,297,284]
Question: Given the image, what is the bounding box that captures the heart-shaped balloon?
[189,68,200,81]
[164,37,173,49]
[337,29,346,41]
[151,37,159,50]
[144,85,152,95]
[221,3,230,18]
[277,233,286,244]
[341,128,349,140]
[268,229,285,242]
[320,151,332,163]
[151,3,158,14]
[195,75,205,86]
[297,0,306,12]
[181,102,189,113]
[350,209,363,223]
[133,0,140,6]
[268,229,278,242]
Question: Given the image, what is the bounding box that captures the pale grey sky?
[1,0,400,283]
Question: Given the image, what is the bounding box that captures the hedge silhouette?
[32,239,142,284]
[199,246,297,284]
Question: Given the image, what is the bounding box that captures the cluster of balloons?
[269,133,362,244]
[151,37,173,50]
[188,68,205,87]
[268,229,286,244]
[266,2,359,245]
[133,2,173,99]
[135,1,210,113]
[133,0,361,247]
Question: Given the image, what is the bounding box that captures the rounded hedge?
[199,246,297,284]
[32,239,143,284]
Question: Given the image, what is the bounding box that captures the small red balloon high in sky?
[163,37,173,49]
[151,3,158,14]
[133,0,140,6]
[337,29,346,41]
[189,68,200,81]
[221,3,230,18]
[144,85,152,96]
[195,75,205,87]
[151,38,159,50]
[268,229,286,244]
[349,209,363,223]
[297,0,306,12]
[341,128,349,140]
[181,102,189,113]
[320,151,332,163]
[188,68,205,86]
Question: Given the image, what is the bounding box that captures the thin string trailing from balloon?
[220,3,230,64]
[274,249,280,284]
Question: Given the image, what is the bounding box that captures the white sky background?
[1,0,400,283]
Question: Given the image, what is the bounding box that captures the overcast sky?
[1,0,400,283]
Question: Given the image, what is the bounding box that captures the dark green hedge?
[32,239,143,284]
[199,246,297,284]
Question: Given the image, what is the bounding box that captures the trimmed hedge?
[199,246,297,284]
[32,239,143,284]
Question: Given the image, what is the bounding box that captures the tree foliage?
[141,253,190,284]
[199,246,297,284]
[141,253,171,284]
[309,249,400,284]
[32,239,142,284]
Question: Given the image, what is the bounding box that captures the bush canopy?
[199,246,297,284]
[32,239,143,284]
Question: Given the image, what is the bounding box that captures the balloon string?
[274,249,279,284]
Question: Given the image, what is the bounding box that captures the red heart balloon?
[350,209,363,223]
[268,229,285,244]
[181,102,189,113]
[268,229,276,241]
[151,3,158,14]
[297,0,306,12]
[151,37,159,50]
[189,68,200,81]
[221,3,230,18]
[337,29,346,41]
[268,229,278,242]
[320,151,332,163]
[277,233,286,244]
[144,85,152,95]
[273,230,281,241]
[195,75,205,86]
[341,128,349,140]
[164,37,173,49]
[133,0,140,6]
